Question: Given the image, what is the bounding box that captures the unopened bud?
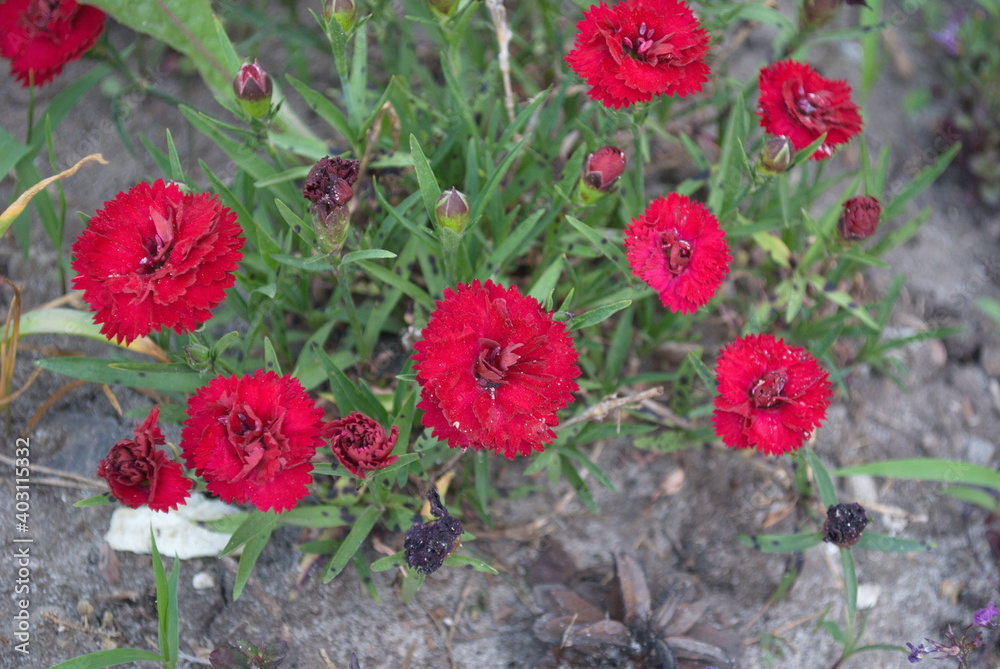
[324,0,358,31]
[427,0,460,18]
[232,61,272,118]
[822,502,869,547]
[578,145,626,205]
[303,156,361,255]
[434,188,470,234]
[758,136,795,175]
[838,195,881,242]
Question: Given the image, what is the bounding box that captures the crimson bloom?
[756,60,863,161]
[326,412,399,478]
[412,280,580,459]
[712,334,832,456]
[72,180,244,345]
[97,406,192,513]
[180,370,326,513]
[564,0,710,110]
[624,193,731,314]
[0,0,105,87]
[838,195,881,242]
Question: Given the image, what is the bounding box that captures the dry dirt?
[2,2,1000,668]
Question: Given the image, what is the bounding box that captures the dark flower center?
[751,370,789,408]
[138,205,178,273]
[794,85,834,117]
[21,0,74,34]
[475,338,522,390]
[225,406,289,484]
[108,443,153,485]
[620,21,676,66]
[660,229,692,274]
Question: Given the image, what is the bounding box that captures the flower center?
[751,370,789,408]
[225,407,289,484]
[475,338,522,390]
[795,86,833,116]
[620,22,676,66]
[138,205,177,273]
[661,229,692,274]
[21,0,75,34]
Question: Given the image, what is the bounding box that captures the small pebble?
[192,571,216,590]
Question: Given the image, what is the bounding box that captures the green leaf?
[939,485,998,511]
[221,511,279,557]
[263,336,282,376]
[340,249,398,266]
[566,300,631,332]
[322,506,381,582]
[803,448,838,508]
[833,458,1000,492]
[278,505,357,528]
[48,649,164,669]
[738,531,823,553]
[371,550,407,572]
[74,493,115,508]
[882,143,960,222]
[841,546,857,627]
[564,215,630,276]
[35,358,204,393]
[442,553,500,574]
[318,348,388,423]
[233,526,273,600]
[355,259,434,311]
[409,134,442,223]
[286,75,356,150]
[854,531,936,552]
[150,529,179,665]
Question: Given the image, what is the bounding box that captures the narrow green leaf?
[833,459,1000,491]
[442,553,500,574]
[286,75,356,149]
[804,448,838,508]
[355,259,434,311]
[564,215,630,276]
[939,485,998,511]
[409,134,442,222]
[74,493,115,508]
[221,511,279,557]
[322,506,381,582]
[566,300,632,332]
[340,249,398,266]
[233,526,273,600]
[371,551,406,572]
[263,336,282,376]
[48,649,164,669]
[854,531,936,553]
[165,128,186,183]
[317,347,388,423]
[35,358,204,393]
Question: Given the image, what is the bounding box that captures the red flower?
[180,371,326,513]
[564,0,710,109]
[412,280,580,459]
[838,195,881,241]
[712,334,832,456]
[326,412,399,478]
[624,193,731,314]
[0,0,105,87]
[72,180,244,345]
[97,406,192,512]
[756,60,863,161]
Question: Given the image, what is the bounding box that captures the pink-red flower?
[412,280,581,459]
[838,195,881,241]
[180,371,326,513]
[712,334,832,456]
[564,0,710,109]
[97,406,192,512]
[624,193,731,314]
[756,60,863,161]
[326,412,399,478]
[72,180,244,345]
[0,0,105,87]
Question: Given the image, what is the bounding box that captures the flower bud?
[427,0,460,18]
[838,195,881,242]
[325,412,399,479]
[324,0,358,31]
[404,488,462,575]
[822,502,868,547]
[434,187,470,234]
[758,135,795,176]
[303,156,361,255]
[232,61,272,118]
[578,145,626,205]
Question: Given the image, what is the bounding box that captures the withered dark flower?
[531,551,738,668]
[302,156,361,254]
[403,488,462,575]
[822,502,869,547]
[838,195,881,242]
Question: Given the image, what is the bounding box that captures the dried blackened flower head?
[302,156,361,254]
[404,488,462,575]
[838,195,881,242]
[822,502,869,547]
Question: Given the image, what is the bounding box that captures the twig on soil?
[445,571,478,649]
[40,611,120,638]
[558,386,664,430]
[421,603,458,669]
[0,452,105,488]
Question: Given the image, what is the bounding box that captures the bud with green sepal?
[324,0,358,32]
[577,145,626,205]
[757,135,795,177]
[232,61,272,119]
[435,188,470,235]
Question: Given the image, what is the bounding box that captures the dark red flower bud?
[324,0,358,31]
[97,406,192,512]
[303,156,361,254]
[822,502,869,547]
[232,61,272,118]
[584,145,627,191]
[838,195,881,242]
[758,135,795,175]
[404,488,462,574]
[434,187,470,234]
[325,412,399,478]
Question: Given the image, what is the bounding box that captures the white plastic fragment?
[104,493,240,559]
[192,571,216,590]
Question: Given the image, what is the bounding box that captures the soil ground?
[2,2,1000,668]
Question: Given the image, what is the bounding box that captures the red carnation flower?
[624,193,731,314]
[180,370,326,513]
[412,280,581,459]
[72,180,244,345]
[97,406,192,513]
[0,0,105,87]
[712,334,832,456]
[756,59,863,161]
[326,412,399,479]
[564,0,710,110]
